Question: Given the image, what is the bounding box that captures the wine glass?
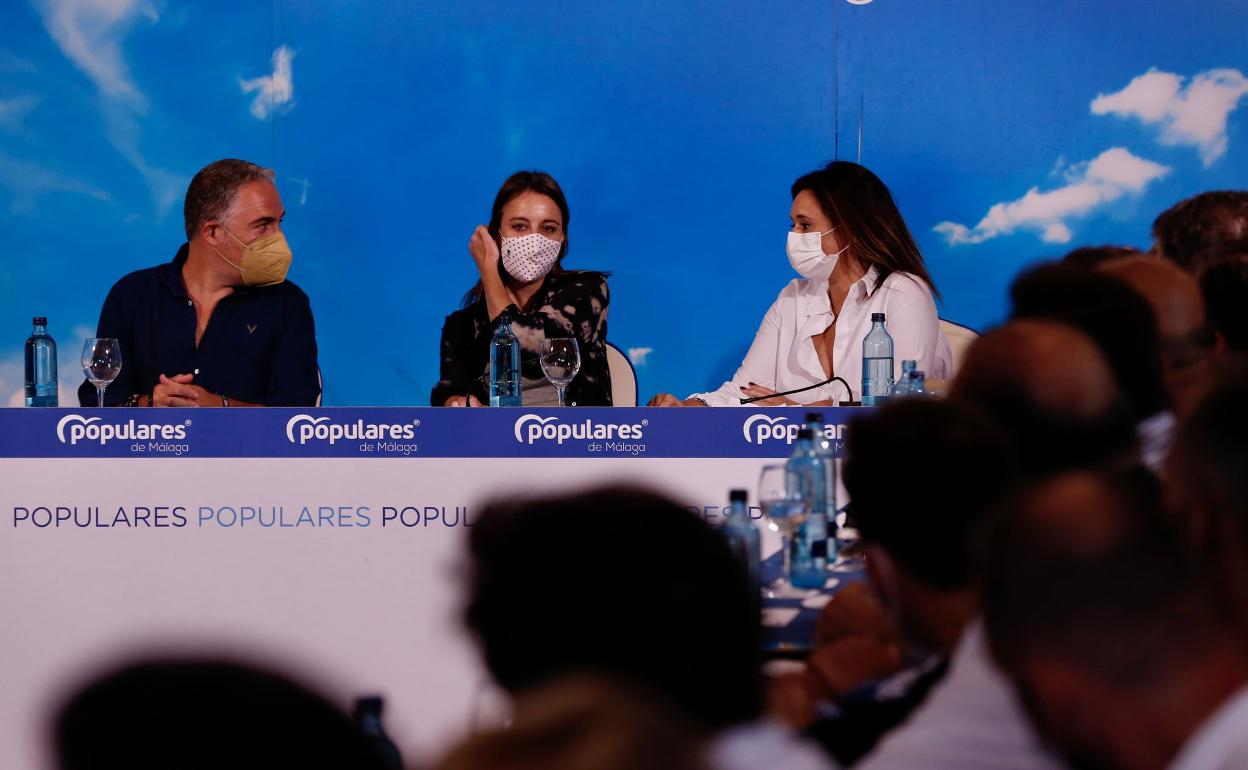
[539,338,581,407]
[758,463,811,598]
[82,338,122,408]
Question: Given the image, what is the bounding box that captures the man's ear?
[199,220,223,246]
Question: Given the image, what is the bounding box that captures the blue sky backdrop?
[1,0,1245,405]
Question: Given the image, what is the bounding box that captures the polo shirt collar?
[161,243,252,299]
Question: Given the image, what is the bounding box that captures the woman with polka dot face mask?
[432,170,613,407]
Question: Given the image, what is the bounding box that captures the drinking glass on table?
[758,463,811,598]
[82,338,122,408]
[539,337,580,407]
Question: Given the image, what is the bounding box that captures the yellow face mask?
[212,225,293,287]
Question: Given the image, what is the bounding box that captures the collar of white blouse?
[792,265,881,383]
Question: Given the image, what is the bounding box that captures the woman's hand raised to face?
[469,225,500,278]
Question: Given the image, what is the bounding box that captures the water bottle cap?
[797,426,814,439]
[911,371,926,378]
[871,312,886,322]
[32,316,47,326]
[901,359,917,371]
[804,411,823,423]
[729,489,747,503]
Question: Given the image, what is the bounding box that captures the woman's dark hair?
[791,161,939,299]
[462,170,571,308]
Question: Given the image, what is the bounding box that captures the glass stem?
[96,384,106,408]
[556,385,566,407]
[780,535,792,582]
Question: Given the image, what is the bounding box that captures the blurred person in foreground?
[649,161,950,407]
[1009,263,1170,470]
[432,675,708,770]
[813,323,1132,769]
[462,485,832,770]
[1194,243,1248,357]
[773,399,1062,769]
[78,158,320,407]
[1168,366,1248,624]
[949,319,1139,476]
[1152,190,1248,271]
[1099,255,1214,420]
[1061,244,1143,268]
[983,467,1248,770]
[53,657,388,770]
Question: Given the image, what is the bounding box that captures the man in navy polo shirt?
[78,159,320,407]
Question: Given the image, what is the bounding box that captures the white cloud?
[241,46,296,120]
[0,149,111,210]
[0,49,38,74]
[289,176,311,206]
[627,347,653,366]
[0,95,40,132]
[934,148,1170,246]
[1091,68,1248,167]
[36,0,157,109]
[34,0,182,216]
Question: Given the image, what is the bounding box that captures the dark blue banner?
[0,407,868,459]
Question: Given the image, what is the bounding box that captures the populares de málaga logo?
[285,414,419,445]
[56,414,190,445]
[513,414,647,445]
[741,414,848,445]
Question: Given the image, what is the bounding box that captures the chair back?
[605,342,638,406]
[939,319,980,377]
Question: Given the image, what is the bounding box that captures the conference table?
[0,405,862,769]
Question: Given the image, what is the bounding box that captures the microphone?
[739,376,860,406]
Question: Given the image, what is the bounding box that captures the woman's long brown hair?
[792,161,940,299]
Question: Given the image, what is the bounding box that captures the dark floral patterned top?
[431,270,612,406]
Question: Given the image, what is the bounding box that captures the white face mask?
[501,233,562,283]
[787,227,848,280]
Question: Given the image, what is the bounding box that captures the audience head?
[432,675,708,770]
[843,399,1015,650]
[790,160,939,297]
[1061,244,1143,268]
[1009,262,1167,421]
[53,657,387,770]
[951,319,1138,475]
[1099,255,1213,417]
[463,485,762,731]
[1152,190,1248,271]
[982,467,1241,770]
[1195,243,1248,355]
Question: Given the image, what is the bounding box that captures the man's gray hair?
[183,159,276,240]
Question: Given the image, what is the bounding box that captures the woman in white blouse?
[650,161,951,406]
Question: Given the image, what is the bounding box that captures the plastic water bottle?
[907,371,928,398]
[805,412,838,565]
[787,426,829,589]
[861,312,894,406]
[721,489,760,591]
[353,696,402,770]
[891,359,917,399]
[24,316,58,407]
[488,310,522,407]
